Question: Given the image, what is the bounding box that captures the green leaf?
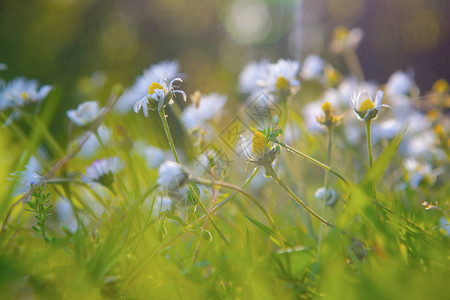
[187,182,200,205]
[244,215,275,238]
[163,212,186,227]
[363,129,405,187]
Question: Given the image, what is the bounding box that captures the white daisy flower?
[372,119,402,143]
[314,187,338,206]
[157,161,189,190]
[78,125,111,159]
[181,93,227,130]
[439,217,450,237]
[140,144,167,169]
[0,77,52,110]
[385,70,413,97]
[330,27,364,53]
[9,156,43,195]
[56,198,78,233]
[338,78,378,107]
[300,55,324,80]
[349,90,388,121]
[238,60,270,94]
[115,60,181,113]
[152,196,172,214]
[259,59,300,93]
[134,77,186,116]
[67,101,103,127]
[83,156,124,188]
[241,131,280,169]
[403,158,441,188]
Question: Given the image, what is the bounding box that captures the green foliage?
[25,185,52,243]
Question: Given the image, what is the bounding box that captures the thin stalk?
[365,120,377,200]
[23,114,64,157]
[343,49,365,82]
[265,165,334,228]
[317,126,333,258]
[193,175,286,249]
[158,108,180,163]
[187,168,260,227]
[271,139,348,184]
[157,107,228,245]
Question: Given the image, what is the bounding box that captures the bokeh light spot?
[403,10,440,54]
[225,0,272,45]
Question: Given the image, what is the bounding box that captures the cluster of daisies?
[1,24,448,234]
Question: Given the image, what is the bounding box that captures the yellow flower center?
[252,131,267,156]
[148,82,164,95]
[275,76,290,92]
[21,92,29,99]
[321,101,332,115]
[359,99,375,111]
[432,79,449,93]
[333,26,349,41]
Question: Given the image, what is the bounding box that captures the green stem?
[365,120,378,200]
[188,168,260,226]
[266,165,334,228]
[157,107,228,245]
[317,126,333,257]
[365,120,373,168]
[193,174,286,248]
[158,108,180,163]
[271,139,348,184]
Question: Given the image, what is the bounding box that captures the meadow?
[0,2,449,299]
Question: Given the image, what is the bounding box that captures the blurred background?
[1,0,449,125]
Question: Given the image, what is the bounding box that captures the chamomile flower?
[157,161,189,190]
[67,101,103,127]
[0,77,52,111]
[316,101,342,128]
[314,187,338,207]
[134,77,186,116]
[385,70,414,96]
[9,156,43,195]
[134,142,167,169]
[439,217,450,237]
[300,55,324,80]
[330,26,364,53]
[78,125,111,159]
[152,196,172,214]
[115,60,181,113]
[403,158,441,188]
[181,93,227,130]
[259,59,300,94]
[83,156,124,188]
[372,119,402,143]
[241,131,280,167]
[56,198,78,233]
[238,60,270,94]
[349,90,387,121]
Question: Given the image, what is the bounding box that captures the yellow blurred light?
[432,79,449,93]
[403,10,440,54]
[101,22,139,62]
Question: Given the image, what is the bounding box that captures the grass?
[0,68,449,300]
